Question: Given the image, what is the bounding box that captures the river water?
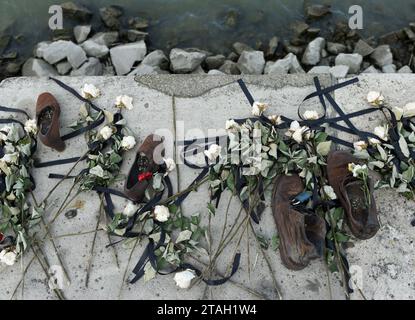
[1,0,415,57]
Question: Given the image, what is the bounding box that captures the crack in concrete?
[135,74,333,98]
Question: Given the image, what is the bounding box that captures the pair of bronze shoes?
[36,92,164,203]
[272,150,379,270]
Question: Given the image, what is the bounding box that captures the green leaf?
[335,232,349,243]
[207,203,216,216]
[256,234,269,249]
[271,235,279,251]
[226,170,235,193]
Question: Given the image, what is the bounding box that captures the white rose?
[174,269,196,289]
[251,101,268,116]
[0,250,17,266]
[24,119,38,135]
[2,152,19,164]
[81,83,101,99]
[353,140,368,151]
[225,119,240,132]
[322,185,337,200]
[204,144,222,162]
[268,115,282,125]
[89,165,104,178]
[303,110,319,120]
[121,136,136,150]
[374,125,388,142]
[348,163,368,177]
[286,121,309,143]
[115,95,134,110]
[99,126,113,140]
[154,205,170,222]
[123,201,139,218]
[163,158,176,174]
[393,107,404,120]
[403,102,415,118]
[367,91,384,106]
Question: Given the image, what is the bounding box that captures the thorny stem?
[40,150,89,206]
[85,194,104,287]
[31,243,65,300]
[189,255,269,300]
[31,192,71,283]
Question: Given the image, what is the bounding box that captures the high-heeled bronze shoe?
[124,134,164,202]
[271,174,326,270]
[36,93,65,152]
[327,151,379,240]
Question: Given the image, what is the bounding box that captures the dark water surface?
[1,0,415,57]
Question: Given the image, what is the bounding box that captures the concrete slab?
[0,74,414,300]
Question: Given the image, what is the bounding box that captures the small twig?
[118,237,140,300]
[85,195,104,287]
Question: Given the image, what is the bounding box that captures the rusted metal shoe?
[124,134,164,202]
[36,92,65,152]
[271,174,326,270]
[327,151,379,240]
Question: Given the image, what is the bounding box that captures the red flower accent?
[138,171,153,182]
[0,233,4,242]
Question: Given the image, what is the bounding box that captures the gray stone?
[128,17,149,30]
[326,42,346,55]
[285,44,304,56]
[169,48,206,73]
[291,21,309,35]
[232,42,254,55]
[329,65,349,78]
[191,65,206,75]
[22,58,58,76]
[289,53,305,74]
[335,53,363,74]
[302,37,325,65]
[398,65,413,73]
[305,4,331,19]
[382,64,397,73]
[90,32,119,47]
[354,39,374,57]
[73,25,91,44]
[237,50,265,74]
[371,45,393,67]
[363,65,380,73]
[264,53,303,75]
[205,55,226,70]
[81,40,109,58]
[141,50,169,69]
[56,61,72,75]
[266,36,279,57]
[128,64,169,76]
[110,41,147,75]
[70,58,103,76]
[227,52,239,62]
[99,6,123,29]
[207,69,225,75]
[127,30,148,42]
[308,66,331,74]
[33,41,51,58]
[218,60,240,75]
[61,2,92,22]
[42,40,87,69]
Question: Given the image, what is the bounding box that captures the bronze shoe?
[327,151,379,240]
[124,134,164,202]
[271,174,326,270]
[36,93,65,152]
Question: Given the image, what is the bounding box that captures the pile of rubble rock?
[2,2,415,78]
